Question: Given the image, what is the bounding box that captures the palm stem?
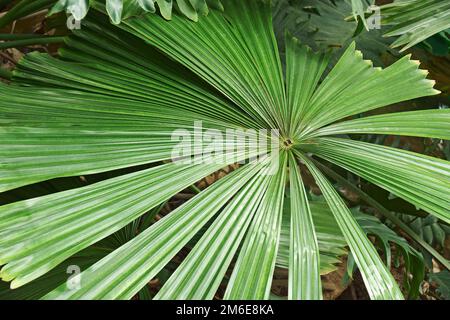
[0,36,65,49]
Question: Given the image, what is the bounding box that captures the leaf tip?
[419,69,429,77]
[431,89,441,96]
[0,268,13,283]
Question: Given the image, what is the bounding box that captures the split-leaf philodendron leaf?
[48,0,224,23]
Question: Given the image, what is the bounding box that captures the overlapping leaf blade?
[0,16,257,192]
[310,109,450,140]
[122,0,287,133]
[276,201,347,276]
[298,43,439,138]
[43,162,266,299]
[285,34,329,135]
[287,154,322,300]
[296,152,404,300]
[380,0,450,52]
[0,151,260,289]
[224,153,287,300]
[154,164,272,300]
[302,138,450,224]
[350,0,450,51]
[0,247,111,300]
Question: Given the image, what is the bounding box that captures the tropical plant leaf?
[380,0,450,52]
[43,162,267,299]
[348,209,425,299]
[0,16,257,192]
[276,198,348,276]
[315,160,450,272]
[0,198,165,299]
[154,162,273,300]
[302,138,450,224]
[0,247,110,300]
[287,153,322,300]
[297,44,439,138]
[349,0,450,52]
[121,0,287,132]
[429,270,450,300]
[296,152,404,300]
[273,0,397,67]
[0,0,447,301]
[311,109,450,140]
[285,34,330,133]
[0,156,261,289]
[224,153,287,300]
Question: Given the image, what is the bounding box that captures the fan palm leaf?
[0,0,447,300]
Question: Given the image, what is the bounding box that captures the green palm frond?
[0,0,448,300]
[297,153,404,300]
[348,209,425,299]
[286,153,322,300]
[0,201,164,300]
[155,165,274,300]
[312,109,450,140]
[277,197,348,279]
[351,0,450,52]
[429,271,450,299]
[380,0,450,52]
[301,138,449,224]
[273,0,397,67]
[349,0,374,30]
[0,246,110,300]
